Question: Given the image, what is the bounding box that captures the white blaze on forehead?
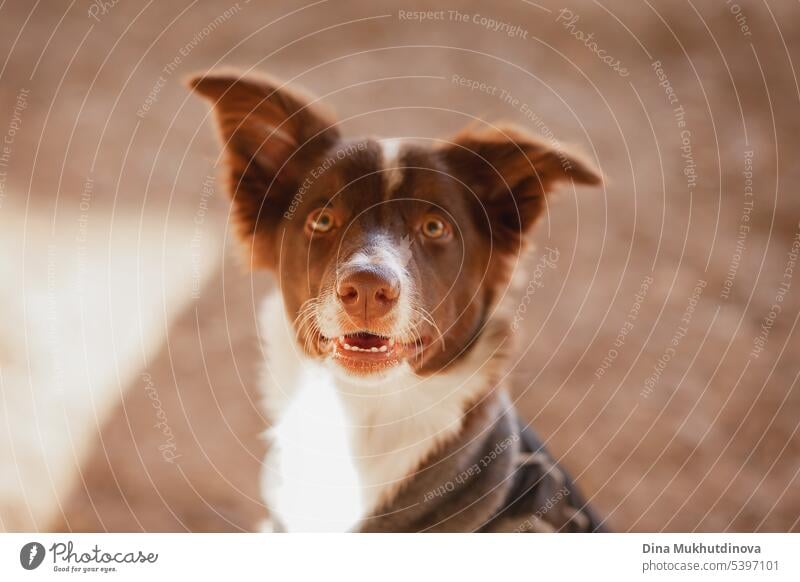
[380,138,405,196]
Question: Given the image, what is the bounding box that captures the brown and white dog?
[189,71,604,532]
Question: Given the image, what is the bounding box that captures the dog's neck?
[258,291,508,531]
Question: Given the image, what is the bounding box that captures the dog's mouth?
[336,332,395,353]
[319,331,429,375]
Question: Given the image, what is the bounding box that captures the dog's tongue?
[345,332,389,349]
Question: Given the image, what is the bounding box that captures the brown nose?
[336,267,400,322]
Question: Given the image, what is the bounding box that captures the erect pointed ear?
[440,122,602,253]
[187,70,340,268]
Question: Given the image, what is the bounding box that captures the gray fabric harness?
[358,392,604,533]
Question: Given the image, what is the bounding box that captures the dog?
[189,70,604,532]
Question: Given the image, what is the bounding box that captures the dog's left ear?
[440,123,602,252]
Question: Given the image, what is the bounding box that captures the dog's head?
[189,71,601,381]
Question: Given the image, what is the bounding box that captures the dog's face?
[190,72,600,380]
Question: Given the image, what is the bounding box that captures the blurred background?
[1,0,798,532]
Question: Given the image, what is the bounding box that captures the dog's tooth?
[343,343,352,350]
[388,338,395,346]
[379,345,388,352]
[370,347,379,352]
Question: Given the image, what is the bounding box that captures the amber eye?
[421,216,450,240]
[306,209,336,234]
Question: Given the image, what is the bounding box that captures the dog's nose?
[336,267,400,321]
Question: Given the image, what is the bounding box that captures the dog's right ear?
[187,70,339,268]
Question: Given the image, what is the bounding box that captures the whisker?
[414,305,446,351]
[292,297,324,354]
[403,317,425,364]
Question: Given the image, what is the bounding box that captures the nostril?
[338,284,359,305]
[375,284,400,305]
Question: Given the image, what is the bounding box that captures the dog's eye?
[306,209,336,234]
[421,216,450,240]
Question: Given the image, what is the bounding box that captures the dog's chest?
[263,367,365,532]
[264,368,468,532]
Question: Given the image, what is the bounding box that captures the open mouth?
[337,332,394,353]
[321,332,428,374]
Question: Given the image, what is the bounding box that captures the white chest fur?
[257,293,497,532]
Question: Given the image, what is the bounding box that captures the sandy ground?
[1,0,798,531]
